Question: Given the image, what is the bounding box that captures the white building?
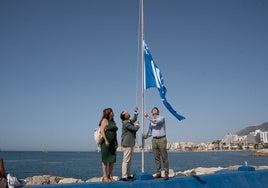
[261,132,268,144]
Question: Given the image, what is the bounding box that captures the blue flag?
[144,41,185,121]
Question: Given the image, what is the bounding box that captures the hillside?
[236,122,268,136]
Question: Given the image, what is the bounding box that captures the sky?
[0,0,268,151]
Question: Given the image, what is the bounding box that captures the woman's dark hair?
[99,108,114,126]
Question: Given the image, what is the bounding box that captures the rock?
[194,167,225,175]
[24,165,268,185]
[227,165,240,170]
[175,172,187,177]
[86,176,119,182]
[49,176,64,184]
[176,169,194,176]
[25,175,50,185]
[252,149,268,157]
[177,167,225,176]
[58,178,84,184]
[86,177,103,182]
[25,175,63,185]
[110,176,119,181]
[255,166,268,170]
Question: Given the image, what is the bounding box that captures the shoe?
[127,176,134,181]
[163,173,169,180]
[121,178,130,181]
[153,173,161,179]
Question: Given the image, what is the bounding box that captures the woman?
[0,157,7,188]
[99,108,118,182]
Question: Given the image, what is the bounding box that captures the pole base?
[238,165,255,171]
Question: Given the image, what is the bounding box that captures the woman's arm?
[100,119,110,147]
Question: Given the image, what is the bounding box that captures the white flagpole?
[141,0,145,173]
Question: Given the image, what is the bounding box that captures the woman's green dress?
[101,120,118,163]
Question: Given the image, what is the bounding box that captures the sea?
[1,151,268,181]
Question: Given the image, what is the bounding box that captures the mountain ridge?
[236,122,268,136]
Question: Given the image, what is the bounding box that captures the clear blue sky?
[1,0,267,151]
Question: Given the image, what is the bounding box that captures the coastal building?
[115,129,268,152]
[261,132,268,143]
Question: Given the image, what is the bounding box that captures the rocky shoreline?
[251,149,268,157]
[12,149,268,186]
[24,165,268,185]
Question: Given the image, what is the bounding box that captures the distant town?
[117,129,268,152]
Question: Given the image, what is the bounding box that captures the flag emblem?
[144,41,185,121]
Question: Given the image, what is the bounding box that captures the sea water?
[1,151,268,181]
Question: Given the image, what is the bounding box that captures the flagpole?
[140,0,145,173]
[138,0,185,178]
